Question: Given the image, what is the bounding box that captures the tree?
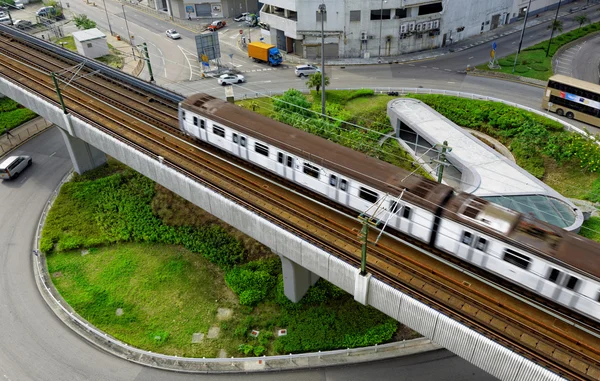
[305,72,329,94]
[574,15,589,28]
[73,14,97,30]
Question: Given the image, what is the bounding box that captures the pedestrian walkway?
[0,117,53,157]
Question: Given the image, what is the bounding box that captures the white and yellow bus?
[542,74,600,127]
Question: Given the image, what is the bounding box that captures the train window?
[565,276,579,291]
[200,119,205,129]
[182,111,186,120]
[278,152,284,164]
[240,136,246,147]
[359,187,378,203]
[503,249,530,270]
[475,237,488,252]
[390,201,401,214]
[330,175,338,186]
[233,133,239,143]
[213,125,225,138]
[461,232,473,245]
[340,179,347,191]
[548,268,560,283]
[193,116,198,126]
[255,143,269,156]
[303,163,320,178]
[402,206,412,219]
[597,291,600,303]
[286,156,293,167]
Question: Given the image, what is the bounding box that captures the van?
[36,6,55,17]
[13,19,32,29]
[0,16,12,25]
[14,0,25,9]
[0,155,32,180]
[294,64,320,77]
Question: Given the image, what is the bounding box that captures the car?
[13,19,32,29]
[217,73,245,85]
[208,20,226,31]
[0,155,32,180]
[234,12,249,22]
[14,0,24,9]
[257,21,269,30]
[166,29,181,39]
[36,6,55,17]
[0,16,12,25]
[295,64,320,77]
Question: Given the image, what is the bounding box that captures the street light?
[102,0,113,36]
[319,3,326,116]
[245,0,251,42]
[122,4,136,60]
[378,0,387,62]
[546,0,562,57]
[512,0,532,73]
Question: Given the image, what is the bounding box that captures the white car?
[14,0,24,9]
[0,16,11,26]
[217,74,245,85]
[295,64,320,77]
[13,20,32,29]
[166,29,181,39]
[234,12,249,22]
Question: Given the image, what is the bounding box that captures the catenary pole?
[319,3,326,116]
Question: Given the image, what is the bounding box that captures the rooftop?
[72,28,106,42]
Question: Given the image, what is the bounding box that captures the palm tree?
[574,15,590,28]
[546,19,563,57]
[306,72,329,94]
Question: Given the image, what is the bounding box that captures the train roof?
[181,94,452,212]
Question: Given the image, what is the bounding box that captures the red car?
[208,20,226,31]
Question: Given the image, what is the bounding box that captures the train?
[179,93,600,323]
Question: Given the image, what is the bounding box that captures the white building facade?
[257,0,573,59]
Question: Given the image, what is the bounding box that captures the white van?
[0,155,32,180]
[0,15,11,25]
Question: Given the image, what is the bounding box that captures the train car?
[179,94,600,322]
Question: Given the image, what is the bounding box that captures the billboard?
[195,32,221,62]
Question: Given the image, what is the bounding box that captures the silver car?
[295,64,320,77]
[0,155,32,180]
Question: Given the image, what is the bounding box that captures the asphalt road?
[0,128,498,380]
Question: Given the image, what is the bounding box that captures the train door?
[194,116,207,141]
[239,135,248,160]
[276,152,285,177]
[457,231,473,261]
[327,174,338,199]
[336,178,349,205]
[284,155,294,181]
[231,133,240,157]
[398,205,413,235]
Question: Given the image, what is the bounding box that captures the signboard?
[560,91,600,110]
[195,32,221,61]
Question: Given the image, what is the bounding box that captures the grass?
[0,97,37,135]
[55,36,76,51]
[477,22,600,80]
[580,217,600,241]
[542,159,598,199]
[96,44,125,69]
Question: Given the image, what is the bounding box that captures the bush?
[225,258,279,306]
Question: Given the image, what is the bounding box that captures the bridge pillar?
[279,255,320,302]
[59,129,107,174]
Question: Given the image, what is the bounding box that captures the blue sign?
[202,62,210,67]
[492,41,497,51]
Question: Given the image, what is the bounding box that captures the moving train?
[179,94,600,322]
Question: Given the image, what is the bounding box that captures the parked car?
[257,21,269,31]
[217,73,245,85]
[295,64,320,77]
[0,16,12,25]
[36,6,55,17]
[166,29,181,39]
[13,19,32,29]
[234,12,248,22]
[0,155,32,180]
[208,20,226,31]
[14,0,25,9]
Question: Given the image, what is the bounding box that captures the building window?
[232,133,238,143]
[255,142,269,156]
[565,276,579,291]
[402,206,412,219]
[350,10,361,22]
[461,231,472,245]
[87,43,93,48]
[340,179,347,191]
[418,2,442,15]
[303,163,320,178]
[193,116,198,126]
[548,268,560,283]
[475,237,488,252]
[395,8,407,18]
[286,156,293,167]
[359,187,378,203]
[503,249,530,270]
[278,152,284,164]
[329,174,337,186]
[371,9,391,20]
[316,10,326,22]
[213,125,225,137]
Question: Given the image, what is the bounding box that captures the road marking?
[179,46,197,81]
[432,67,439,69]
[147,41,167,79]
[468,56,473,60]
[49,152,56,157]
[447,81,455,84]
[444,69,452,72]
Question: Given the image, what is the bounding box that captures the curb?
[466,70,547,88]
[552,30,600,74]
[0,117,53,160]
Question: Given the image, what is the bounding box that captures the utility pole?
[245,0,250,42]
[378,0,386,62]
[319,3,326,116]
[101,0,113,36]
[546,0,562,57]
[51,72,67,114]
[142,42,154,83]
[432,141,452,183]
[512,0,532,73]
[122,4,136,60]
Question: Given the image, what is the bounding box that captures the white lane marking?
[146,41,166,79]
[179,46,196,81]
[49,152,56,157]
[468,56,473,60]
[447,81,455,84]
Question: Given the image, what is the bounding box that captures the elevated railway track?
[0,29,599,380]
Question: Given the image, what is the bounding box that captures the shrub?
[253,345,266,356]
[225,259,279,305]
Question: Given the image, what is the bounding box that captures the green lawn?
[0,97,37,134]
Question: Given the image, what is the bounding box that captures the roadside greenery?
[0,97,37,135]
[43,161,402,357]
[477,21,600,80]
[73,14,97,30]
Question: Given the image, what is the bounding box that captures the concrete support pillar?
[59,128,107,174]
[279,255,320,302]
[354,269,371,305]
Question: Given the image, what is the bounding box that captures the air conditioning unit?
[360,31,368,41]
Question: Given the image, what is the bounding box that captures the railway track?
[0,32,599,380]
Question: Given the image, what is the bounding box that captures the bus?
[542,74,600,127]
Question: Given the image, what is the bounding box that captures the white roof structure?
[72,28,106,42]
[387,98,583,231]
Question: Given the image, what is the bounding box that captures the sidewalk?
[0,117,53,159]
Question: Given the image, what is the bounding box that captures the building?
[149,0,260,20]
[72,28,109,59]
[255,0,573,59]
